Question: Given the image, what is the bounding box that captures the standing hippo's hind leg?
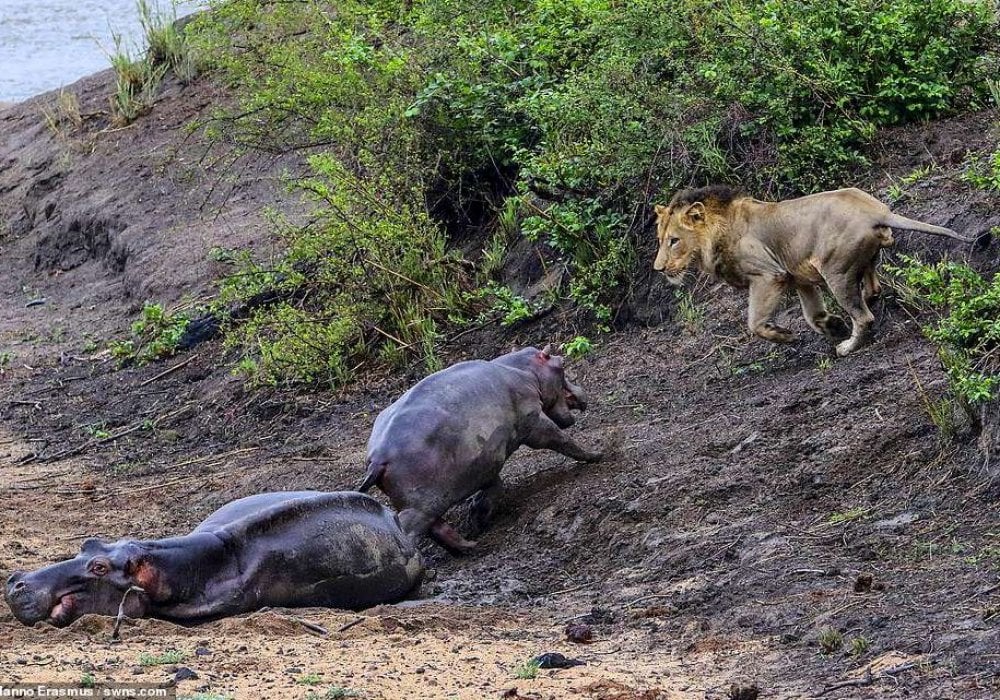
[430,519,478,554]
[469,479,503,534]
[398,507,477,554]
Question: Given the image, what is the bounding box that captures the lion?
[652,185,974,356]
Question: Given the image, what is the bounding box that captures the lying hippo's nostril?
[9,581,27,595]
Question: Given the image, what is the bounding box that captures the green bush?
[888,257,1000,405]
[111,302,191,366]
[189,0,996,386]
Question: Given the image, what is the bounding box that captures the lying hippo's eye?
[87,560,110,577]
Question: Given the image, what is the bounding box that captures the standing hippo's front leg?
[524,414,603,463]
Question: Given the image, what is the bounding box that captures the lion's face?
[652,202,705,285]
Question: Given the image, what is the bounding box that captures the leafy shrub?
[563,335,594,359]
[111,302,191,366]
[219,157,467,387]
[888,256,1000,405]
[962,147,1000,191]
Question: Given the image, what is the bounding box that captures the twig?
[819,657,932,695]
[137,355,198,387]
[294,617,329,636]
[625,593,673,608]
[337,617,366,633]
[111,586,146,640]
[158,446,259,471]
[63,468,238,503]
[818,669,873,695]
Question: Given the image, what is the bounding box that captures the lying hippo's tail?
[358,462,384,493]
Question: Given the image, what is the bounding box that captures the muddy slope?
[2,66,1000,699]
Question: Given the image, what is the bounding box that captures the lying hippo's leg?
[430,519,478,554]
[469,479,503,533]
[525,415,603,463]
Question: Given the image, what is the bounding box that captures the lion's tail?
[882,213,975,243]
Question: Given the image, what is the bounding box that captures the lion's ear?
[685,202,706,226]
[654,204,667,216]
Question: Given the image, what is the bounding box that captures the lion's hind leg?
[748,277,795,343]
[863,264,882,301]
[796,285,849,341]
[823,272,875,357]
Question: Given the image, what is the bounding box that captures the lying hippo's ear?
[539,344,553,360]
[80,538,108,554]
[123,558,162,594]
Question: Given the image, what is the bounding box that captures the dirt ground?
[2,68,1000,699]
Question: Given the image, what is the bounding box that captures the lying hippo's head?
[497,344,588,428]
[5,539,151,627]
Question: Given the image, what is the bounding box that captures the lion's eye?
[669,237,680,247]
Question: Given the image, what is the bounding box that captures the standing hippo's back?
[202,492,424,611]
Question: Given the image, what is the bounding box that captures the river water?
[0,0,203,103]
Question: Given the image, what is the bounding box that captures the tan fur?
[653,187,970,356]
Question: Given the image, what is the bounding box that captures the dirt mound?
[1,64,1000,698]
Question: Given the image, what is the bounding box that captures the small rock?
[25,298,47,308]
[874,511,918,532]
[132,667,144,675]
[565,622,593,644]
[174,668,198,682]
[194,647,211,657]
[285,667,302,675]
[532,652,584,669]
[729,684,760,700]
[854,572,885,593]
[415,666,425,674]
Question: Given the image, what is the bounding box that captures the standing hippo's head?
[5,539,152,627]
[496,344,588,428]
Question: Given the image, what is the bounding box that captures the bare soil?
[1,68,1000,699]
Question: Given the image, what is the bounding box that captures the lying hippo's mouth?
[47,593,78,626]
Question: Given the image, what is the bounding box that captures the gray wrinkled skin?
[4,492,423,627]
[361,346,602,553]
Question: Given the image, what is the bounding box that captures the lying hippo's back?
[194,491,336,532]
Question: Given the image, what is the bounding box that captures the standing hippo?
[5,491,423,628]
[360,345,602,553]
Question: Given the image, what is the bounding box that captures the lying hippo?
[360,345,602,553]
[5,491,423,627]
